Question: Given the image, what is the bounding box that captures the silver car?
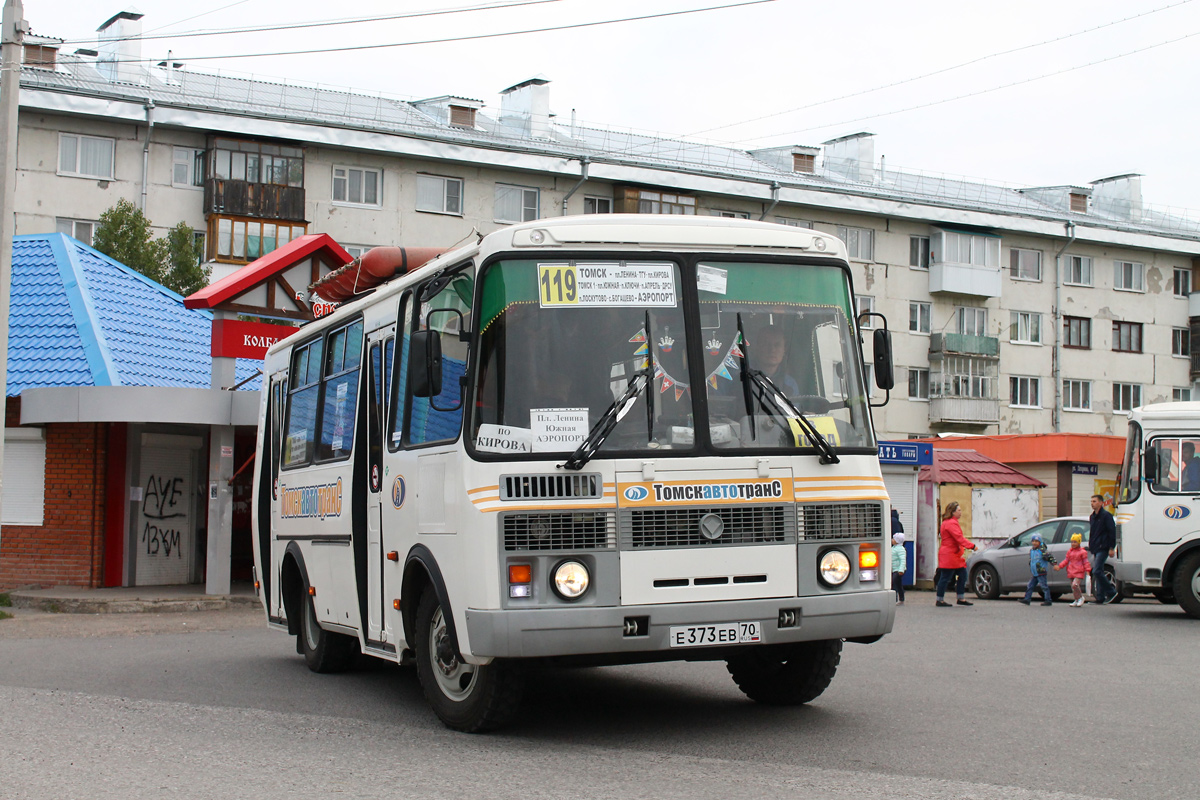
[966,516,1124,602]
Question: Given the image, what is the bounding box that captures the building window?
[1070,192,1088,213]
[711,209,750,219]
[494,184,540,223]
[957,306,987,337]
[908,368,930,400]
[775,217,813,228]
[2,428,46,526]
[55,218,95,245]
[909,236,930,269]
[58,133,114,179]
[211,138,303,186]
[1010,376,1041,408]
[856,295,875,328]
[1174,267,1191,298]
[340,244,377,260]
[416,174,463,215]
[1114,260,1145,292]
[1063,379,1091,411]
[1063,316,1091,349]
[934,355,995,399]
[449,105,477,128]
[1009,248,1042,281]
[583,196,612,214]
[23,44,57,68]
[793,152,816,173]
[1113,382,1142,413]
[210,216,308,263]
[909,301,931,334]
[1174,327,1191,357]
[836,226,874,261]
[1064,255,1093,286]
[939,230,1000,268]
[332,166,381,206]
[1174,388,1192,402]
[1112,321,1143,353]
[1009,311,1042,344]
[613,187,696,215]
[172,147,204,188]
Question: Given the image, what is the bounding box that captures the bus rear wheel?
[413,590,522,732]
[1172,551,1200,619]
[726,639,842,705]
[300,594,358,673]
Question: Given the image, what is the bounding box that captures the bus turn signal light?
[386,551,399,562]
[508,564,532,584]
[308,586,316,596]
[393,599,401,610]
[859,548,879,569]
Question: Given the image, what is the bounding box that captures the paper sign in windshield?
[538,263,676,308]
[696,265,728,295]
[530,408,590,452]
[475,424,532,454]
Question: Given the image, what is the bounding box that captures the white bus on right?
[1114,401,1200,618]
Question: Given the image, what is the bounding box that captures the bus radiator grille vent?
[620,505,794,549]
[500,473,603,500]
[502,511,616,551]
[798,502,883,541]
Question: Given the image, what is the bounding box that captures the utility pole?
[0,0,27,538]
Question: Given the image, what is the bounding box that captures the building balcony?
[929,261,1001,297]
[929,333,1000,358]
[204,179,306,222]
[929,396,1000,425]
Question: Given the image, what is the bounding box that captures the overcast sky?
[26,0,1200,213]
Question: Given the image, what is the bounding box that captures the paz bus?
[1113,401,1200,618]
[252,215,899,731]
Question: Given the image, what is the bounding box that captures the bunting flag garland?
[626,327,746,402]
[660,375,674,393]
[629,330,647,343]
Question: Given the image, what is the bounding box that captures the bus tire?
[413,590,522,732]
[1172,551,1200,619]
[726,639,842,706]
[300,594,358,673]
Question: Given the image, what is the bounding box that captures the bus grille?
[502,511,615,551]
[620,505,794,548]
[500,473,603,500]
[798,502,884,540]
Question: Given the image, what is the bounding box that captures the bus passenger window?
[317,320,364,461]
[282,337,323,468]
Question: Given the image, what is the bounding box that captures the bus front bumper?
[464,590,895,660]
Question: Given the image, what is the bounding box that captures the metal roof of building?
[19,58,1200,241]
[918,448,1046,487]
[8,233,260,396]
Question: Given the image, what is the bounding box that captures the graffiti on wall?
[141,474,186,558]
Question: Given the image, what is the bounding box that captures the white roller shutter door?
[3,428,46,526]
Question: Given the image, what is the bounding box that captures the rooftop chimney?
[1090,174,1143,221]
[822,132,875,184]
[500,75,552,140]
[97,9,147,85]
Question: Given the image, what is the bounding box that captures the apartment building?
[12,11,1200,448]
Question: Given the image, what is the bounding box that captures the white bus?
[1113,401,1200,618]
[253,215,899,731]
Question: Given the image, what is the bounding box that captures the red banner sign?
[211,319,299,360]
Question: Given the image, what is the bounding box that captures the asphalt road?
[0,595,1194,800]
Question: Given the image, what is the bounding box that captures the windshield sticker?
[531,408,589,452]
[696,265,728,295]
[619,478,794,507]
[476,424,533,454]
[538,263,676,308]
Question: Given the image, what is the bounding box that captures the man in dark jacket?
[1089,494,1118,604]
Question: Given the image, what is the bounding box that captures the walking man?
[1089,494,1118,604]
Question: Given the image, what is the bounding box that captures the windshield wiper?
[736,313,839,465]
[560,364,652,471]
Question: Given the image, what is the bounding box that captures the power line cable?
[99,0,775,63]
[141,0,256,36]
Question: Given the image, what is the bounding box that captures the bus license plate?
[669,622,762,648]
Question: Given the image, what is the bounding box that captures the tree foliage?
[91,199,211,296]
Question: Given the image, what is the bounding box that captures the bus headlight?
[552,560,590,600]
[819,550,851,586]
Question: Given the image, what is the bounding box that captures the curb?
[8,593,260,615]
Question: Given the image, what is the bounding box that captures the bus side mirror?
[409,330,442,398]
[1142,450,1158,484]
[872,329,894,391]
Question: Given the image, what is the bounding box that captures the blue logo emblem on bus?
[392,476,406,509]
[1164,505,1190,520]
[623,485,649,502]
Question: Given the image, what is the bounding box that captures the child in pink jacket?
[1054,533,1091,607]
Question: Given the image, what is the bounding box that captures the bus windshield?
[471,258,874,458]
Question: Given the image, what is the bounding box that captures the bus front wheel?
[726,639,842,705]
[413,590,523,732]
[300,594,358,673]
[1172,551,1200,619]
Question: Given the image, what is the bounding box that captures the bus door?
[365,324,396,650]
[260,370,288,623]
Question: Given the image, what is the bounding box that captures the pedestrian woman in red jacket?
[936,501,978,607]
